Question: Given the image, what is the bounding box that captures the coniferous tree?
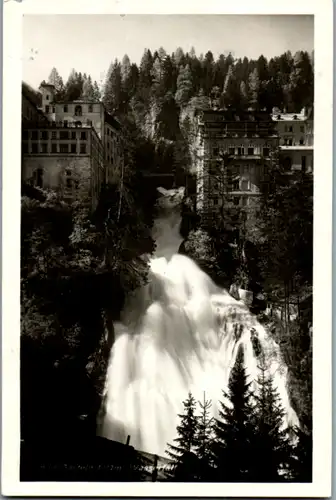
[175,64,193,108]
[92,80,101,101]
[195,393,215,481]
[64,69,83,101]
[103,59,122,114]
[221,65,240,109]
[252,352,294,481]
[82,75,95,100]
[248,68,260,110]
[48,67,65,100]
[166,392,199,481]
[212,345,255,482]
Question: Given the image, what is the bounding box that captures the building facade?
[271,108,314,174]
[194,109,279,223]
[22,81,124,208]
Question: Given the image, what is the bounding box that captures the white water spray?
[98,187,299,456]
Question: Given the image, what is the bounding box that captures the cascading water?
[98,187,299,457]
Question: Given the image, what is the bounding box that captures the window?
[237,147,243,156]
[41,130,48,140]
[241,179,249,191]
[22,143,29,154]
[107,142,110,150]
[241,196,248,207]
[107,155,110,163]
[31,143,38,153]
[46,95,49,101]
[71,131,76,140]
[64,105,68,112]
[248,147,254,155]
[232,179,240,191]
[75,105,82,117]
[229,147,235,155]
[80,131,87,140]
[80,143,87,154]
[88,104,93,112]
[60,131,69,140]
[22,130,29,140]
[64,120,68,128]
[300,125,304,133]
[262,148,270,157]
[299,137,304,145]
[51,143,57,153]
[71,143,77,154]
[107,129,110,136]
[288,138,293,146]
[51,131,57,140]
[34,168,43,188]
[301,155,306,172]
[289,126,293,133]
[213,197,219,206]
[60,144,69,154]
[283,156,292,171]
[40,143,48,153]
[31,130,38,140]
[233,197,240,206]
[45,105,50,113]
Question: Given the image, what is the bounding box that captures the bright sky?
[22,14,313,90]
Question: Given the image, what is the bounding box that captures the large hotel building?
[21,81,124,209]
[194,107,313,223]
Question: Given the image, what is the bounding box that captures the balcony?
[280,145,313,151]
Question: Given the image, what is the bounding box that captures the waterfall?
[98,187,299,457]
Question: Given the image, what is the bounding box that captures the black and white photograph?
[1,0,333,497]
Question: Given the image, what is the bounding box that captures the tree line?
[165,345,311,483]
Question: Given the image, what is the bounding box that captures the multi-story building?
[194,109,279,223]
[21,81,124,209]
[271,107,314,174]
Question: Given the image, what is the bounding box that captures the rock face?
[238,288,254,307]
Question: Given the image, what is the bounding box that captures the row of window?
[212,146,270,157]
[45,104,94,115]
[282,138,308,146]
[23,130,89,141]
[24,142,87,154]
[212,178,251,192]
[284,124,305,133]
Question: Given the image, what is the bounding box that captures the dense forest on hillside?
[47,47,313,177]
[21,47,313,480]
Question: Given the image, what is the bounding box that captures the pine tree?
[103,59,122,114]
[64,69,83,101]
[92,81,101,101]
[175,64,193,108]
[248,68,260,110]
[240,81,249,110]
[195,393,215,481]
[139,49,154,89]
[82,75,94,100]
[48,67,65,100]
[212,345,255,482]
[221,65,239,109]
[166,392,199,481]
[252,352,294,481]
